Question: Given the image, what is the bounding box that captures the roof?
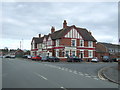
[51,25,96,41]
[32,25,97,44]
[97,42,120,49]
[32,37,44,44]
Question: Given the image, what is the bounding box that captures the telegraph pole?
[20,41,21,50]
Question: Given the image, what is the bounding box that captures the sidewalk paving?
[102,66,119,84]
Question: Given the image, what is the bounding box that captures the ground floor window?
[88,51,93,58]
[72,51,75,56]
[66,51,69,57]
[56,50,59,57]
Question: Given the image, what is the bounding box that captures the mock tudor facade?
[31,20,97,61]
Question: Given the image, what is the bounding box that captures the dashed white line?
[79,73,84,76]
[34,72,48,80]
[73,70,77,74]
[85,74,89,76]
[93,78,99,80]
[69,69,72,72]
[85,75,91,78]
[61,68,65,70]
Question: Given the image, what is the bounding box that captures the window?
[71,39,76,46]
[56,50,59,57]
[47,41,52,46]
[88,41,93,47]
[88,51,93,58]
[56,40,59,46]
[80,40,84,47]
[66,51,69,57]
[72,51,75,56]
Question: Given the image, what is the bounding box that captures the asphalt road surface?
[2,58,118,88]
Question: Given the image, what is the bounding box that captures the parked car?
[41,56,49,61]
[0,56,3,58]
[10,55,16,58]
[31,56,42,61]
[67,56,83,62]
[22,55,28,58]
[91,57,99,62]
[47,56,60,62]
[23,55,31,59]
[102,56,110,62]
[5,55,11,58]
[112,58,120,62]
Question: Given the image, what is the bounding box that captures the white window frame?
[56,40,59,46]
[88,50,93,58]
[88,41,93,47]
[56,50,59,57]
[65,51,70,57]
[71,39,76,46]
[80,40,84,47]
[71,51,76,56]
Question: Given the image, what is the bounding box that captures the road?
[2,58,118,89]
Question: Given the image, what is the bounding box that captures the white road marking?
[78,72,82,74]
[91,76,97,78]
[34,72,48,80]
[60,86,67,90]
[64,68,68,71]
[69,70,72,72]
[85,75,91,78]
[61,68,64,70]
[73,70,77,74]
[58,67,61,69]
[93,78,99,80]
[85,74,89,76]
[79,73,84,76]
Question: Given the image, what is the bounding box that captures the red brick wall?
[52,40,56,46]
[77,39,80,46]
[60,38,71,46]
[93,51,96,57]
[84,50,88,57]
[77,50,80,57]
[93,42,96,47]
[84,41,88,47]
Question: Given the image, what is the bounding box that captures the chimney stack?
[89,31,92,35]
[51,26,55,33]
[63,20,67,28]
[39,34,41,38]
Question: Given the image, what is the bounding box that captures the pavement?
[102,66,119,84]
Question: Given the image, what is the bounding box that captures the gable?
[64,28,82,39]
[48,36,52,41]
[43,37,46,42]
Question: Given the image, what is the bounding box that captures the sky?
[0,2,118,50]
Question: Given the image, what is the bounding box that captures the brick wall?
[77,39,80,46]
[84,41,88,47]
[60,38,71,46]
[84,50,88,57]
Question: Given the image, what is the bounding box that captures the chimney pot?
[51,26,55,33]
[39,34,41,38]
[63,20,67,28]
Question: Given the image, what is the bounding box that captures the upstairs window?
[71,39,76,46]
[80,40,84,47]
[88,41,93,47]
[56,40,59,46]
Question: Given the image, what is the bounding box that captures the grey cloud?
[1,2,118,49]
